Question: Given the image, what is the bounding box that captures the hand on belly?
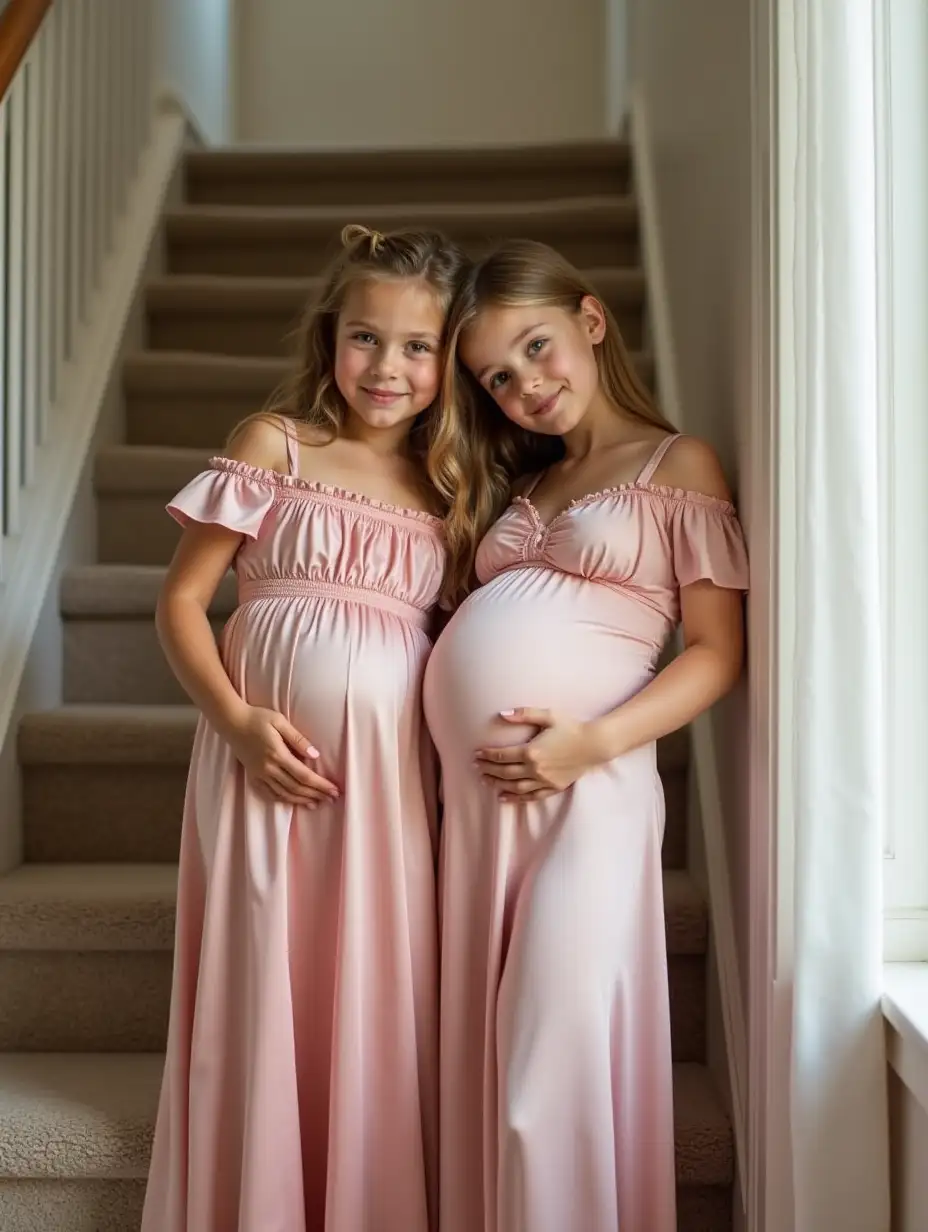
[473,707,608,803]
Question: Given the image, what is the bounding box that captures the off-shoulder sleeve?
[166,461,276,540]
[671,496,749,591]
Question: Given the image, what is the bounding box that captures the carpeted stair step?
[0,865,174,1052]
[0,1052,160,1230]
[164,198,639,277]
[0,859,703,1059]
[95,446,210,565]
[20,704,689,872]
[0,1053,730,1231]
[122,350,655,448]
[146,268,647,357]
[61,566,237,705]
[184,141,632,207]
[0,862,704,1057]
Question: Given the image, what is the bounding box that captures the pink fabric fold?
[670,496,750,590]
[167,465,277,540]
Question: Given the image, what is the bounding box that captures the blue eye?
[352,332,377,345]
[528,338,546,356]
[489,371,510,391]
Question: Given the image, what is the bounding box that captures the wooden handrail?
[0,0,53,101]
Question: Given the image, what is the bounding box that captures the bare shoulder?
[224,413,291,472]
[511,472,540,498]
[652,435,733,502]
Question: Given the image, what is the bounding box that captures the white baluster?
[68,0,85,342]
[142,0,153,149]
[84,0,99,293]
[0,97,7,570]
[39,5,57,435]
[24,41,42,483]
[7,69,27,535]
[115,0,128,211]
[53,0,69,385]
[127,0,140,178]
[0,0,162,563]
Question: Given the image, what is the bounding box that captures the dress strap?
[280,416,300,478]
[636,433,682,485]
[521,471,545,499]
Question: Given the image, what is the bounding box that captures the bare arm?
[157,520,251,739]
[155,417,285,738]
[586,574,743,762]
[156,417,339,805]
[586,437,743,758]
[476,437,746,799]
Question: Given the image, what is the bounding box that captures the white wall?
[626,0,753,1011]
[157,0,235,143]
[236,0,607,147]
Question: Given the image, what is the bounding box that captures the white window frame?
[877,0,928,962]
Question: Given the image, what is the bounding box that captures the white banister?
[0,0,155,579]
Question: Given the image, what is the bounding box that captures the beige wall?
[627,0,753,1010]
[157,0,235,142]
[890,1068,928,1231]
[605,0,628,132]
[236,0,607,147]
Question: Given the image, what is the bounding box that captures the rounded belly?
[424,569,656,771]
[223,596,429,761]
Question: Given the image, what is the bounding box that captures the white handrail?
[0,0,154,580]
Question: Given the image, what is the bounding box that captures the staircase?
[0,142,734,1230]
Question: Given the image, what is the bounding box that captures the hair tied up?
[341,223,385,256]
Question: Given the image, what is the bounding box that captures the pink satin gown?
[423,434,749,1232]
[141,423,443,1232]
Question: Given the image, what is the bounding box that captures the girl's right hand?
[227,706,340,808]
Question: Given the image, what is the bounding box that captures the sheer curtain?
[783,2,891,1228]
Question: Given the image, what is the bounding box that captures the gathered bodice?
[167,457,447,622]
[475,481,747,629]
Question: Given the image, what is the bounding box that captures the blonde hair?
[230,224,497,606]
[440,238,676,593]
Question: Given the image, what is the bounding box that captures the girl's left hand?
[474,708,608,802]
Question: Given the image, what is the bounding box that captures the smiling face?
[459,295,607,437]
[333,276,445,433]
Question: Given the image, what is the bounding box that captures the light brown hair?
[230,224,492,605]
[439,238,676,593]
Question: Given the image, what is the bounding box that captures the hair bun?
[341,223,385,255]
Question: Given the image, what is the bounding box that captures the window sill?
[883,962,928,1112]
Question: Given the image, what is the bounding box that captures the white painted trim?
[628,87,748,1205]
[746,0,785,1229]
[764,0,800,1224]
[0,110,186,748]
[886,913,928,963]
[627,91,682,432]
[884,964,928,1115]
[156,86,207,148]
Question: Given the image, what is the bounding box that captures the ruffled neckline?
[513,481,736,532]
[209,456,445,530]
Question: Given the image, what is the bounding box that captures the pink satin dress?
[141,423,443,1232]
[423,433,749,1232]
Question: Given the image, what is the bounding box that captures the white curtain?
[785,2,890,1229]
